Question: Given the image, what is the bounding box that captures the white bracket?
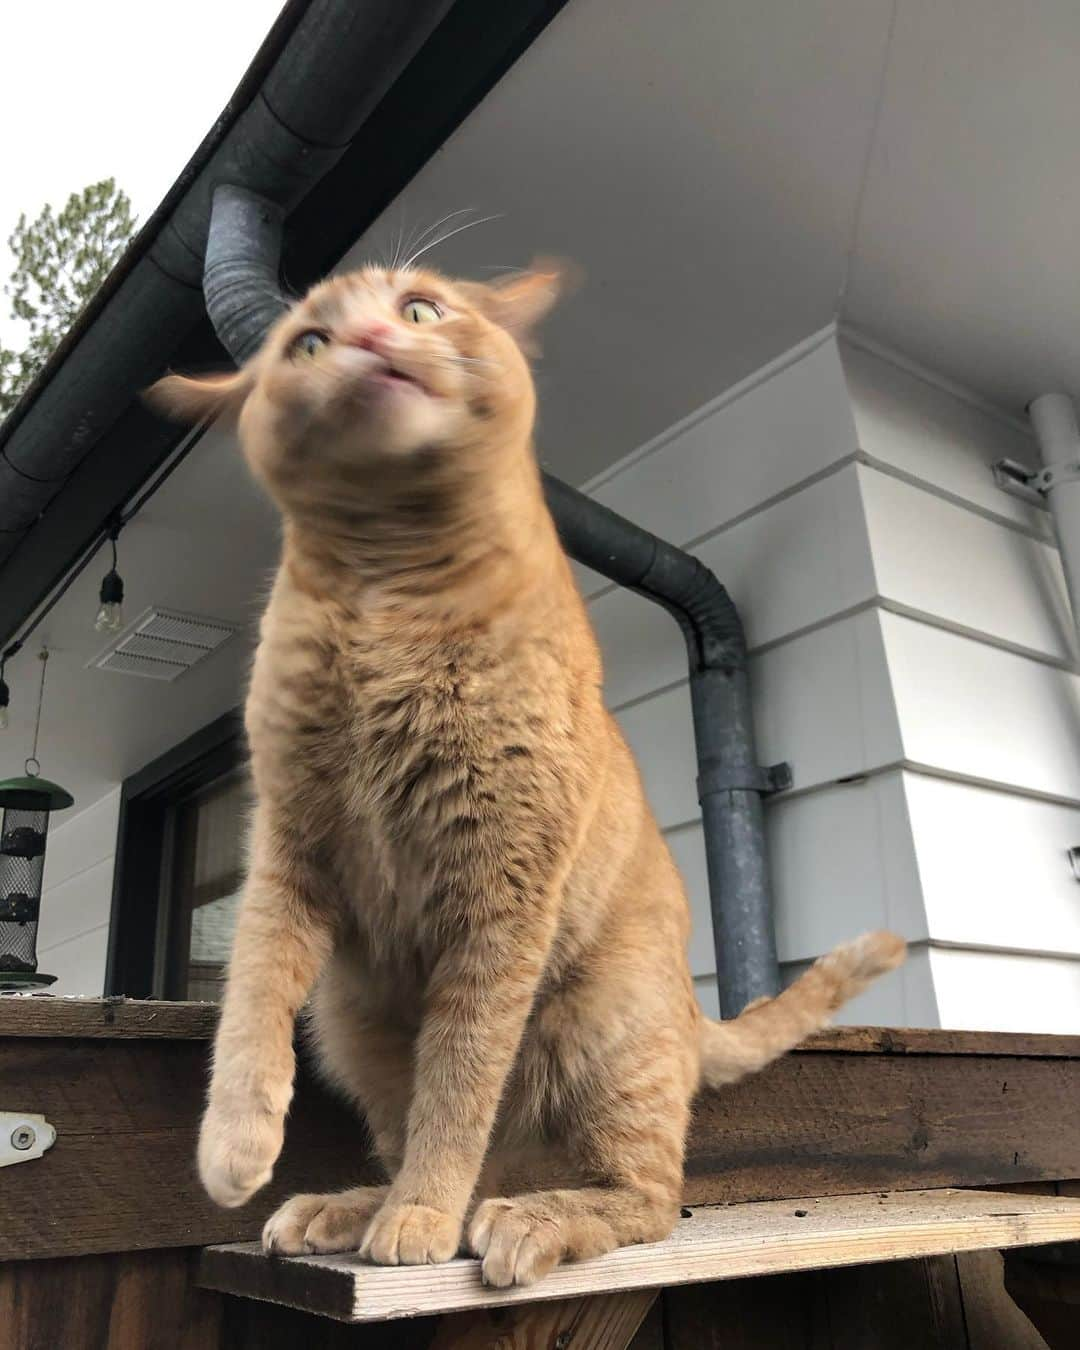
[993,456,1080,508]
[0,1113,56,1167]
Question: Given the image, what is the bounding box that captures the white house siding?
[842,338,1080,1030]
[578,331,924,1023]
[579,329,1080,1031]
[24,328,1080,1030]
[34,787,120,996]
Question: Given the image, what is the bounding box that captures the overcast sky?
[1,1,285,335]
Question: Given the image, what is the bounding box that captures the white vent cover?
[88,608,238,681]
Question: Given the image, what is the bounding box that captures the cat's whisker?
[395,208,477,273]
[402,214,503,270]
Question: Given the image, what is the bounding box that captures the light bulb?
[95,601,124,633]
[96,564,125,634]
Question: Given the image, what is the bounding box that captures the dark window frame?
[105,709,245,997]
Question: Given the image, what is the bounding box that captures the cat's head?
[149,260,570,512]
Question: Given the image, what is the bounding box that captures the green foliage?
[0,179,135,417]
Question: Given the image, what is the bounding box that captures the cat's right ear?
[144,369,252,424]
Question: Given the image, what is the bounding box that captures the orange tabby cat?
[151,260,904,1287]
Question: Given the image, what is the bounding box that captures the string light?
[1,417,206,722]
[95,518,125,634]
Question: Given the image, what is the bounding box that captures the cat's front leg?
[360,898,556,1265]
[199,817,334,1208]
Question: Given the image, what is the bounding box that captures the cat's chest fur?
[255,586,559,957]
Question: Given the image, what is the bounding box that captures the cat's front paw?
[197,1096,284,1208]
[360,1201,461,1266]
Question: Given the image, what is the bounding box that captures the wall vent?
[88,608,238,682]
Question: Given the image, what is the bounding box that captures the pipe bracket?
[992,456,1080,507]
[698,762,792,798]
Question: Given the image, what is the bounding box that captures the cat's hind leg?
[468,1013,695,1286]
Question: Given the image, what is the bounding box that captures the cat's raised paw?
[197,1100,284,1209]
[468,1198,565,1288]
[263,1186,388,1255]
[360,1201,460,1266]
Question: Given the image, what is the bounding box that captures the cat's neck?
[280,437,559,623]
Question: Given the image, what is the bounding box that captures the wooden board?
[682,1050,1080,1207]
[955,1251,1049,1350]
[427,1291,657,1350]
[0,1039,379,1263]
[663,1256,971,1350]
[0,1247,222,1350]
[5,1024,1080,1262]
[197,1189,1080,1324]
[3,998,1080,1056]
[0,997,218,1039]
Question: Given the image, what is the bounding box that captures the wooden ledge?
[197,1188,1080,1324]
[2,998,1079,1058]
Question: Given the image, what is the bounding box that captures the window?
[106,711,246,999]
[165,769,249,1000]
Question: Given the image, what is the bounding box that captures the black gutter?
[0,0,572,646]
[204,186,785,1014]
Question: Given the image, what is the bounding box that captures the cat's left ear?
[463,258,579,352]
[144,368,254,424]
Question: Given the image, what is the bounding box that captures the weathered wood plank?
[664,1257,971,1350]
[664,1271,829,1349]
[0,1248,222,1350]
[818,1256,968,1350]
[1003,1250,1080,1350]
[3,999,1079,1057]
[955,1250,1048,1350]
[428,1291,657,1350]
[683,1051,1080,1206]
[5,1030,1080,1262]
[0,1041,378,1262]
[197,1190,1080,1324]
[0,998,218,1040]
[801,1027,1080,1059]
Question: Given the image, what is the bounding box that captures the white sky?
[1,1,286,336]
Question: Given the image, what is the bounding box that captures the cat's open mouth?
[369,360,428,395]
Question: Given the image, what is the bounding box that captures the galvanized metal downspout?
[543,478,788,1015]
[202,185,786,1016]
[994,393,1080,648]
[1028,395,1080,643]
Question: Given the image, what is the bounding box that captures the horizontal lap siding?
[840,338,1049,537]
[578,334,916,1010]
[842,338,1080,1026]
[586,330,1080,1030]
[36,787,120,996]
[927,947,1080,1033]
[859,463,1076,666]
[903,774,1080,957]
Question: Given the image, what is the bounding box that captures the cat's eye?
[401,298,442,325]
[289,329,330,359]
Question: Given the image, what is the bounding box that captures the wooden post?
[428,1290,657,1350]
[1003,1247,1080,1350]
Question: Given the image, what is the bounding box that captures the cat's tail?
[699,930,906,1091]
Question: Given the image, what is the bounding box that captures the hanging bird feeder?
[0,650,74,991]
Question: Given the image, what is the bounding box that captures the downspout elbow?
[203,185,290,366]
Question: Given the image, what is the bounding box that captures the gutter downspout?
[0,0,456,556]
[1028,394,1080,639]
[202,185,786,1016]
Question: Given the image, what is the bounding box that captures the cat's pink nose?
[343,322,393,352]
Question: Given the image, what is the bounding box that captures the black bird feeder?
[0,649,74,991]
[0,772,73,990]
